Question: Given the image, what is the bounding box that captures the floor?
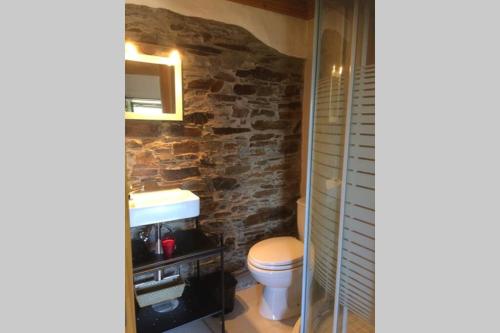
[166,284,374,333]
[314,306,375,333]
[166,284,297,333]
[166,320,211,333]
[345,311,375,333]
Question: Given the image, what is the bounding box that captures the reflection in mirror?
[124,42,183,121]
[125,60,175,116]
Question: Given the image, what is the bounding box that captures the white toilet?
[247,198,306,320]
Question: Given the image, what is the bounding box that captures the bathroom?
[124,0,374,332]
[6,1,500,333]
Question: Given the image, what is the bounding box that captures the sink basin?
[128,189,200,227]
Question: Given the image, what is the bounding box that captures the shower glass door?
[301,0,374,332]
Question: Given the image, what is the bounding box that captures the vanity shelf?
[133,229,222,275]
[131,217,226,333]
[135,276,223,333]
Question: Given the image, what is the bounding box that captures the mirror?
[125,43,183,121]
[125,61,175,116]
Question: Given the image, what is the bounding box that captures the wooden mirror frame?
[125,41,183,121]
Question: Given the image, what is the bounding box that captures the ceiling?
[226,0,314,20]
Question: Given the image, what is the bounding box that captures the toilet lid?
[248,256,302,271]
[248,236,304,268]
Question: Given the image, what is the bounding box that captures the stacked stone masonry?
[126,4,304,274]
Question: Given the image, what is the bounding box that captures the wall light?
[331,65,343,78]
[125,41,180,66]
[125,42,139,59]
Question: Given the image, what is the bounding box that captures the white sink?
[128,189,200,227]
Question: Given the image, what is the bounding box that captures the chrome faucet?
[128,184,145,198]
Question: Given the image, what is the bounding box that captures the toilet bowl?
[247,198,306,320]
[247,236,303,320]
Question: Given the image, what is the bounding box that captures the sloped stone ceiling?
[125,4,304,273]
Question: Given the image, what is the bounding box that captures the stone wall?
[125,4,304,274]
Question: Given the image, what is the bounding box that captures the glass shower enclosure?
[301,0,375,332]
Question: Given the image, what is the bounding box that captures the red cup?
[161,238,175,259]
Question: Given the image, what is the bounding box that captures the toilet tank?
[297,198,306,241]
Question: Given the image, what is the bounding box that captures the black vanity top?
[133,229,223,274]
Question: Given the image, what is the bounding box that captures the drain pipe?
[155,222,163,281]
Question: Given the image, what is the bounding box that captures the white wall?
[126,0,309,59]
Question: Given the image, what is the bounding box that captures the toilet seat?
[248,256,302,271]
[248,236,304,271]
